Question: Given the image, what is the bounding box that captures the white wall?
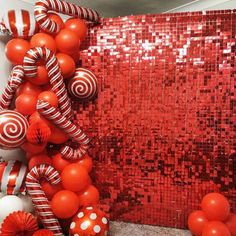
[0,0,33,162]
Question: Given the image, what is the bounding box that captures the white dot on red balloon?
[90,213,97,220]
[77,212,84,218]
[102,217,108,224]
[86,206,93,210]
[70,222,76,229]
[81,221,89,230]
[93,225,101,233]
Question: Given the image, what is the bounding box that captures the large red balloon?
[28,153,52,170]
[77,154,93,173]
[29,111,51,126]
[48,124,69,144]
[21,141,47,155]
[56,53,76,78]
[51,190,79,219]
[201,193,230,221]
[16,82,42,98]
[5,38,30,65]
[55,29,80,54]
[61,164,90,192]
[52,153,72,173]
[15,93,37,115]
[26,66,50,86]
[41,179,63,201]
[202,221,231,236]
[225,213,236,236]
[188,210,208,236]
[64,18,88,41]
[38,91,58,108]
[30,33,57,53]
[77,185,100,207]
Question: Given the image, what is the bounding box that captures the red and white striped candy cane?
[25,164,63,236]
[23,47,72,119]
[34,0,101,34]
[37,100,90,160]
[0,65,24,111]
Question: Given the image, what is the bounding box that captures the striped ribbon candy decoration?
[23,47,72,119]
[1,160,27,195]
[2,9,39,38]
[37,100,90,160]
[0,65,24,111]
[25,164,63,236]
[34,0,101,34]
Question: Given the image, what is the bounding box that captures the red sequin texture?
[73,10,236,228]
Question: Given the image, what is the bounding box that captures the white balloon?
[0,195,24,224]
[0,192,5,199]
[18,194,34,213]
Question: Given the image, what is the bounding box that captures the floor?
[109,222,192,236]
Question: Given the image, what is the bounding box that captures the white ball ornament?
[18,194,34,213]
[0,195,24,224]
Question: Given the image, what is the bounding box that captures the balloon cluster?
[0,0,109,235]
[188,192,236,236]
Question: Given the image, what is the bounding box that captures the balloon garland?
[0,0,109,234]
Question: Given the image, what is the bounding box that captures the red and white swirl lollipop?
[0,65,24,111]
[25,164,63,236]
[1,9,39,38]
[0,110,29,149]
[23,47,72,119]
[68,68,98,101]
[34,0,100,34]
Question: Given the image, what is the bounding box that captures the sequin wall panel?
[75,10,236,228]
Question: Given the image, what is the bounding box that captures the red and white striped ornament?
[25,164,63,236]
[1,9,39,38]
[0,110,29,149]
[0,65,24,111]
[68,68,98,101]
[0,160,27,195]
[37,100,90,160]
[34,0,101,34]
[23,47,72,119]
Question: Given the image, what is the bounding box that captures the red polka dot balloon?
[68,68,98,101]
[69,206,109,236]
[0,110,29,149]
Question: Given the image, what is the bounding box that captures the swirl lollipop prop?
[0,65,24,111]
[25,164,63,236]
[37,100,90,160]
[23,47,72,119]
[34,0,101,34]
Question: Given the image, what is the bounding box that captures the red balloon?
[29,111,51,126]
[202,221,231,236]
[38,91,58,108]
[201,193,230,221]
[188,210,208,236]
[56,53,76,78]
[41,179,63,201]
[48,13,64,31]
[77,154,93,172]
[15,93,37,115]
[28,153,52,170]
[225,213,236,236]
[65,18,88,41]
[51,190,79,219]
[48,124,68,144]
[77,185,100,207]
[26,66,50,85]
[30,33,57,53]
[5,38,30,65]
[70,51,80,64]
[61,164,90,192]
[21,141,47,154]
[33,229,54,236]
[16,82,42,98]
[55,29,80,54]
[52,153,72,173]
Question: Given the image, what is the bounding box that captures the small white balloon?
[18,194,34,213]
[0,195,24,224]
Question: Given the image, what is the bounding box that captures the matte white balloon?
[0,195,24,224]
[18,194,34,213]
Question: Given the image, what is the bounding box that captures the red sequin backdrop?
[74,10,236,228]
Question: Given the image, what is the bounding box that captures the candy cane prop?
[0,65,24,111]
[34,0,101,34]
[25,164,63,236]
[37,100,90,160]
[23,47,72,119]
